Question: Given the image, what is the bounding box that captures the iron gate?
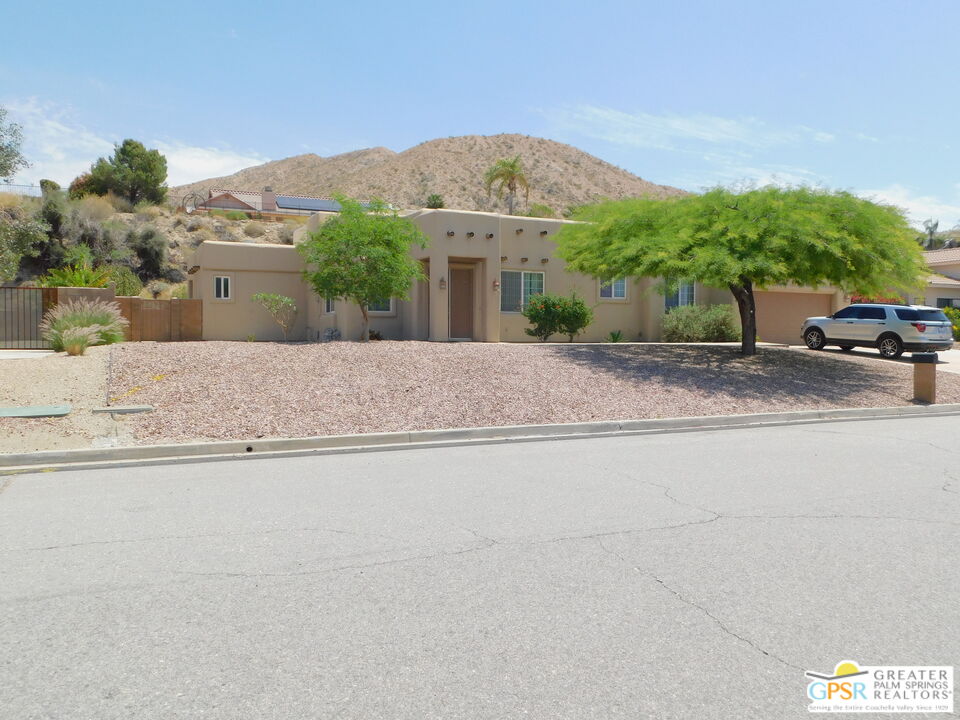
[0,287,56,349]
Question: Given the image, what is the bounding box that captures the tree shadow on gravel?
[546,344,904,404]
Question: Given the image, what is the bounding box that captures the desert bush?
[0,206,49,281]
[39,179,61,195]
[426,193,444,209]
[225,210,248,221]
[60,326,101,356]
[134,202,161,221]
[127,226,168,278]
[526,203,557,218]
[39,193,68,237]
[107,265,143,296]
[164,267,186,283]
[105,191,134,214]
[171,283,189,299]
[68,173,93,200]
[76,195,114,222]
[146,280,170,298]
[661,304,741,343]
[252,292,298,340]
[40,298,128,352]
[186,217,206,232]
[522,293,594,341]
[278,224,295,244]
[244,222,266,238]
[606,330,624,342]
[63,244,95,267]
[40,262,111,288]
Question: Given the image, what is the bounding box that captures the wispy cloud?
[4,97,268,188]
[540,105,833,152]
[859,184,960,228]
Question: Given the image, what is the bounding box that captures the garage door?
[754,291,832,345]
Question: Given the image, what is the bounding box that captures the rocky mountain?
[170,134,685,215]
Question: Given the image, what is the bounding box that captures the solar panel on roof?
[276,196,342,212]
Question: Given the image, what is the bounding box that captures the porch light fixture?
[466,231,475,238]
[521,257,528,263]
[439,276,447,290]
[539,230,548,236]
[515,228,523,234]
[492,279,501,291]
[485,233,494,239]
[541,258,549,263]
[446,230,455,237]
[500,256,508,262]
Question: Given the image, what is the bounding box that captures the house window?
[324,297,335,313]
[665,281,695,310]
[600,278,626,299]
[936,298,955,308]
[214,275,231,300]
[501,270,544,312]
[369,298,393,313]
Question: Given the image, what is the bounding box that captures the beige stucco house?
[188,208,854,344]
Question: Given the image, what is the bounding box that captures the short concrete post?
[913,352,937,404]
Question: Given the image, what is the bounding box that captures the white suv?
[801,304,954,359]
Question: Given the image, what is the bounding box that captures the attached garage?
[754,291,834,345]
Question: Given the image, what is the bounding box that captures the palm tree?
[484,155,529,215]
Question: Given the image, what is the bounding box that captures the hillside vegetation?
[171,134,686,214]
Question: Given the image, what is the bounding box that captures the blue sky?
[3,0,958,227]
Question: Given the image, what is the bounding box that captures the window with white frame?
[214,275,231,300]
[665,281,695,310]
[368,298,393,313]
[600,278,626,299]
[500,270,544,312]
[324,297,335,313]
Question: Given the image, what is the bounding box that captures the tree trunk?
[729,278,757,356]
[359,305,370,342]
[507,193,515,215]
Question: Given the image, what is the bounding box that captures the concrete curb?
[3,403,960,475]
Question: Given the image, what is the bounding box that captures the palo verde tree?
[87,139,168,205]
[298,196,428,342]
[252,293,298,340]
[556,186,926,355]
[484,155,529,215]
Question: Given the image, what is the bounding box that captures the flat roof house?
[188,208,849,344]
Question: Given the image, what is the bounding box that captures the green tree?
[252,293,298,340]
[298,196,429,342]
[0,207,48,281]
[87,139,168,205]
[425,193,444,209]
[484,155,529,215]
[556,186,926,355]
[0,106,28,182]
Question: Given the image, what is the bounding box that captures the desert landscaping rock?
[105,341,960,446]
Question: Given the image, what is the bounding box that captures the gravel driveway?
[107,341,960,445]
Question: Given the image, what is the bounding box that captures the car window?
[856,307,886,320]
[894,308,949,322]
[833,306,858,319]
[894,308,919,321]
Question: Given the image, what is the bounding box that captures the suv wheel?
[877,334,904,359]
[804,328,826,350]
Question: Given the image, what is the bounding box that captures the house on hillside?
[186,208,847,344]
[199,187,346,218]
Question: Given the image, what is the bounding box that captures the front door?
[449,267,474,339]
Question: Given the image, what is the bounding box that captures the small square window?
[214,275,231,300]
[600,278,626,299]
[324,297,335,313]
[369,298,392,313]
[665,281,694,310]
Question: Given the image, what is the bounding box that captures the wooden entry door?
[449,267,474,339]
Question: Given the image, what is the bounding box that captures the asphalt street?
[1,415,958,719]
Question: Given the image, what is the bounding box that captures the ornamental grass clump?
[40,298,128,354]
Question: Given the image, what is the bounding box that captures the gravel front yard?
[106,341,960,445]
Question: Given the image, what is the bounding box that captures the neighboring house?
[199,187,346,218]
[188,208,847,343]
[920,249,960,307]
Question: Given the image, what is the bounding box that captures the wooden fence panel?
[116,297,201,342]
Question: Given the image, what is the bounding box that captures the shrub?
[68,173,93,200]
[426,193,444,209]
[134,202,161,221]
[127,226,168,278]
[252,292,297,340]
[606,330,624,343]
[225,210,248,221]
[171,283,189,299]
[0,207,49,281]
[146,280,169,298]
[186,217,206,232]
[661,304,742,343]
[76,195,114,222]
[40,262,111,288]
[40,298,128,352]
[526,203,557,218]
[522,293,594,342]
[107,265,143,296]
[243,222,266,238]
[39,179,61,195]
[942,306,960,340]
